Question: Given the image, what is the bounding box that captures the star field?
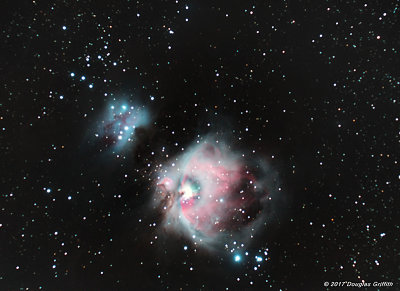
[1,0,399,290]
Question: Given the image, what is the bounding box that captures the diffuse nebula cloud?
[94,102,151,152]
[155,139,271,249]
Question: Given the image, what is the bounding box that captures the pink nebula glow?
[155,141,269,246]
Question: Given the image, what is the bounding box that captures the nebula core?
[155,140,270,249]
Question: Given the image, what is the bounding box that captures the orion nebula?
[155,139,271,249]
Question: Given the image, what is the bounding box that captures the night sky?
[1,0,399,290]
